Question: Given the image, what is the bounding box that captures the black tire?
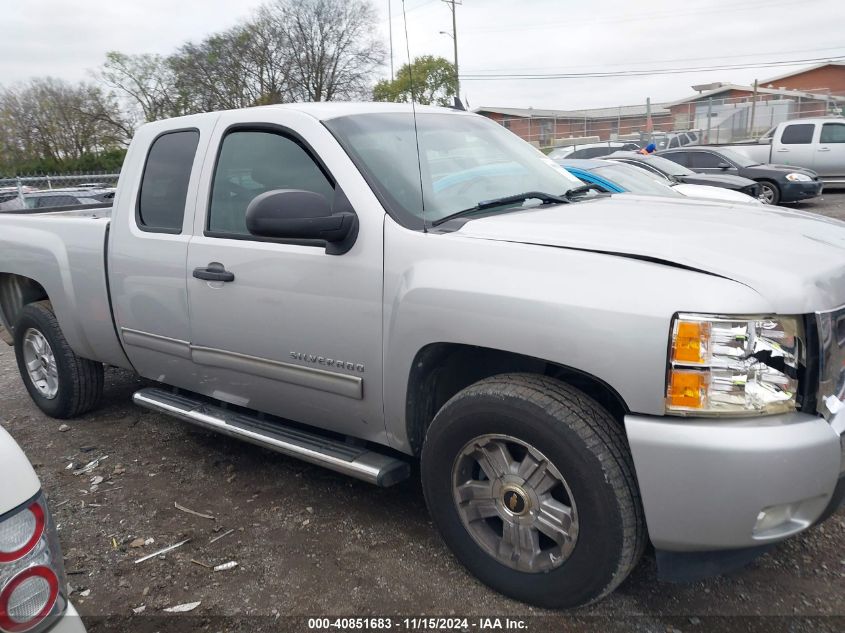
[13,302,103,419]
[421,373,645,609]
[757,180,780,205]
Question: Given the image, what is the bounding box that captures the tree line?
[0,0,386,177]
[0,0,459,177]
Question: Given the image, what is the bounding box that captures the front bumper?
[625,408,844,551]
[780,179,823,202]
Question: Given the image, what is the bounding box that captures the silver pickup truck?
[713,117,845,185]
[1,103,844,609]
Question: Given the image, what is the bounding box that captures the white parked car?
[0,425,85,633]
[671,182,761,204]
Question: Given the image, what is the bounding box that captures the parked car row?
[552,146,824,205]
[656,146,823,205]
[604,152,764,199]
[0,187,115,213]
[558,158,762,205]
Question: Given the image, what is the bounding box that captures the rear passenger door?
[774,122,816,169]
[109,116,217,386]
[184,110,386,441]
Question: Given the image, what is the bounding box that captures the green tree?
[373,56,457,106]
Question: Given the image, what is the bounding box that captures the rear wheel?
[421,374,645,609]
[758,180,780,205]
[13,302,103,419]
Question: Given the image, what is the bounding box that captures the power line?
[464,46,845,74]
[461,0,807,34]
[460,55,845,81]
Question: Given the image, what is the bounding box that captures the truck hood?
[0,426,40,512]
[453,194,845,313]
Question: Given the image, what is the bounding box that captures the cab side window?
[208,130,334,237]
[137,130,200,233]
[820,123,845,144]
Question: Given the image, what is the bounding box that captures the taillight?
[0,504,44,564]
[0,567,59,633]
[0,496,65,633]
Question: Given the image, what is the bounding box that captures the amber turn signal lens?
[672,320,710,364]
[668,370,707,409]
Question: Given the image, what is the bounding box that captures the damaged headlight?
[666,314,803,416]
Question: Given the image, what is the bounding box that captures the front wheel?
[421,374,645,609]
[758,181,780,205]
[14,302,103,419]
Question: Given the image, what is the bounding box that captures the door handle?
[193,262,235,282]
[818,147,831,152]
[776,148,789,152]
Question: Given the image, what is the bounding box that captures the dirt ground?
[2,193,845,632]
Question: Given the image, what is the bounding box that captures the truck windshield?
[324,112,584,226]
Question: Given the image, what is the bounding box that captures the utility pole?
[388,0,394,80]
[442,0,461,98]
[749,78,758,138]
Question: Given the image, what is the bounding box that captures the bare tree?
[169,15,291,112]
[99,52,186,123]
[0,78,129,168]
[269,0,385,101]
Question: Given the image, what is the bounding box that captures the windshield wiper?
[431,191,569,227]
[564,183,606,198]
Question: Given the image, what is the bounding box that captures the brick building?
[476,62,845,146]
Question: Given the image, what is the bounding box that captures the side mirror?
[245,189,358,255]
[717,162,731,170]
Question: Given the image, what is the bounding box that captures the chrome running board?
[132,387,410,487]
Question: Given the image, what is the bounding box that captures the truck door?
[184,110,385,442]
[816,121,845,178]
[774,122,816,169]
[108,115,218,386]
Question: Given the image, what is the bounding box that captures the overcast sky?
[2,0,843,111]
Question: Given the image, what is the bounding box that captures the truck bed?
[0,207,130,369]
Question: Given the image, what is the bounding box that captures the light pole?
[388,0,394,80]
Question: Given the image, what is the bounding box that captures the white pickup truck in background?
[715,117,845,184]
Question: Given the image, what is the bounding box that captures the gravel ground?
[2,192,845,632]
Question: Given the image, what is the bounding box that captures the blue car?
[555,159,680,197]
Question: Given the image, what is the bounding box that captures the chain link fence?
[0,172,120,212]
[486,92,845,150]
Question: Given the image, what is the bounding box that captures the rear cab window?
[137,130,200,233]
